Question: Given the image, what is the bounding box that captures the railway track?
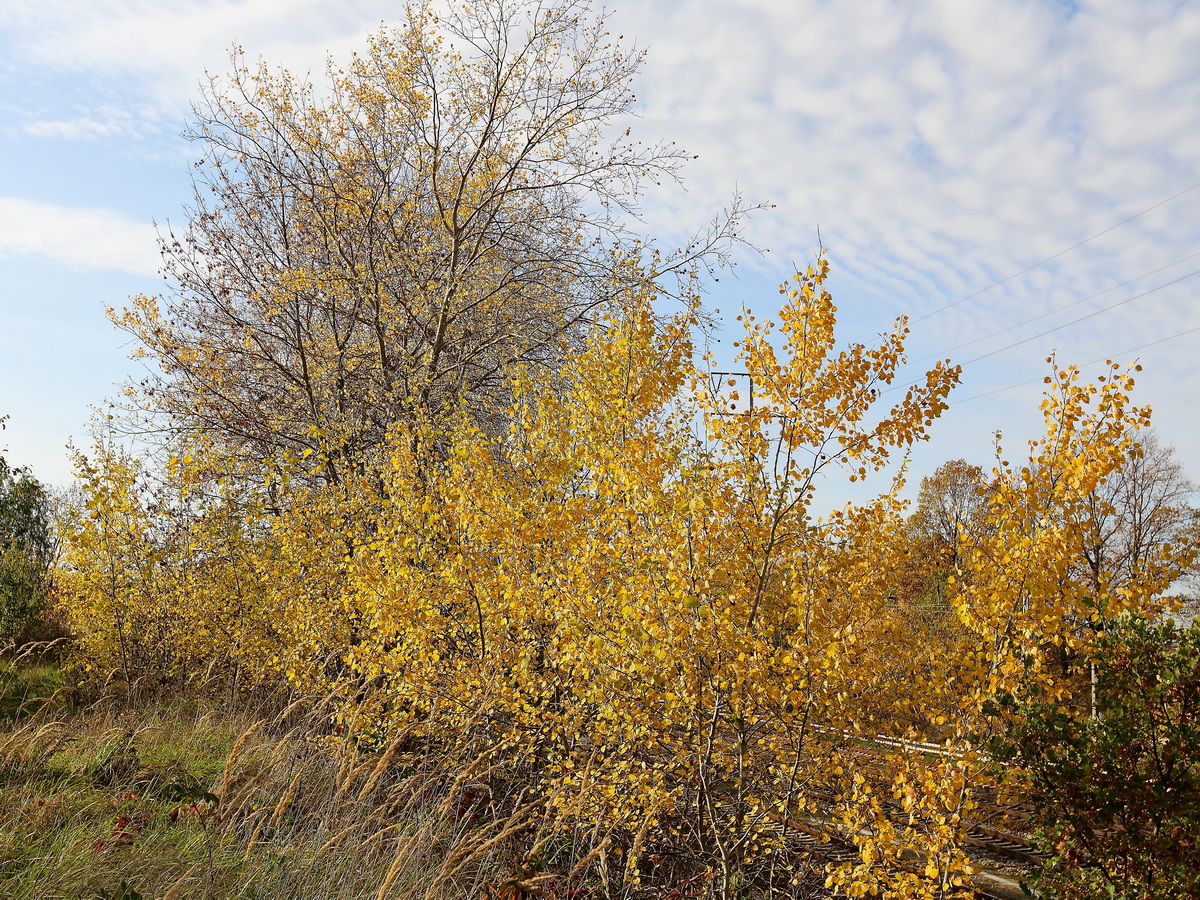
[654,734,1044,897]
[799,779,1044,867]
[963,823,1046,867]
[760,809,1038,899]
[971,874,1030,900]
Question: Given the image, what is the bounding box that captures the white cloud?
[609,1,1200,293]
[22,104,146,141]
[0,0,401,107]
[593,0,1200,476]
[25,118,121,140]
[0,198,159,276]
[1,0,1199,475]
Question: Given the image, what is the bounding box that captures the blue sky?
[1,0,1199,498]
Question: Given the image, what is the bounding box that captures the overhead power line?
[911,179,1200,324]
[959,268,1200,365]
[952,322,1200,405]
[880,267,1200,399]
[1094,323,1200,361]
[913,249,1200,364]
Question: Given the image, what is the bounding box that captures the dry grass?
[2,644,851,900]
[0,646,614,900]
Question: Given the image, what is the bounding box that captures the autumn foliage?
[50,3,1199,897]
[59,248,1196,895]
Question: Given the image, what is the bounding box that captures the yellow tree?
[57,443,166,684]
[905,458,990,607]
[1073,430,1197,603]
[952,359,1196,738]
[94,2,747,704]
[147,454,368,693]
[345,255,968,897]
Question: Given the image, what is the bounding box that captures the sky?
[1,0,1199,501]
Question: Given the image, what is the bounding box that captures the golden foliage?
[49,9,1198,892]
[56,249,1200,896]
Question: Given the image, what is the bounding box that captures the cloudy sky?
[1,0,1199,497]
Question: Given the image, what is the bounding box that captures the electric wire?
[958,267,1200,365]
[912,248,1200,364]
[878,267,1200,397]
[951,322,1200,405]
[910,180,1200,324]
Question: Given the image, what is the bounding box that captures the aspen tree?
[347,256,967,896]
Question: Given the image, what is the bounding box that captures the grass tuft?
[0,647,613,900]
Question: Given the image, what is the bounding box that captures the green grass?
[0,671,253,899]
[0,656,582,900]
[0,660,63,720]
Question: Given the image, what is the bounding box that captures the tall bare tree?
[115,0,744,485]
[1075,430,1197,599]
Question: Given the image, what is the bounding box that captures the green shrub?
[993,613,1200,898]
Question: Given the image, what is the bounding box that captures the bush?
[0,451,54,644]
[992,613,1200,899]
